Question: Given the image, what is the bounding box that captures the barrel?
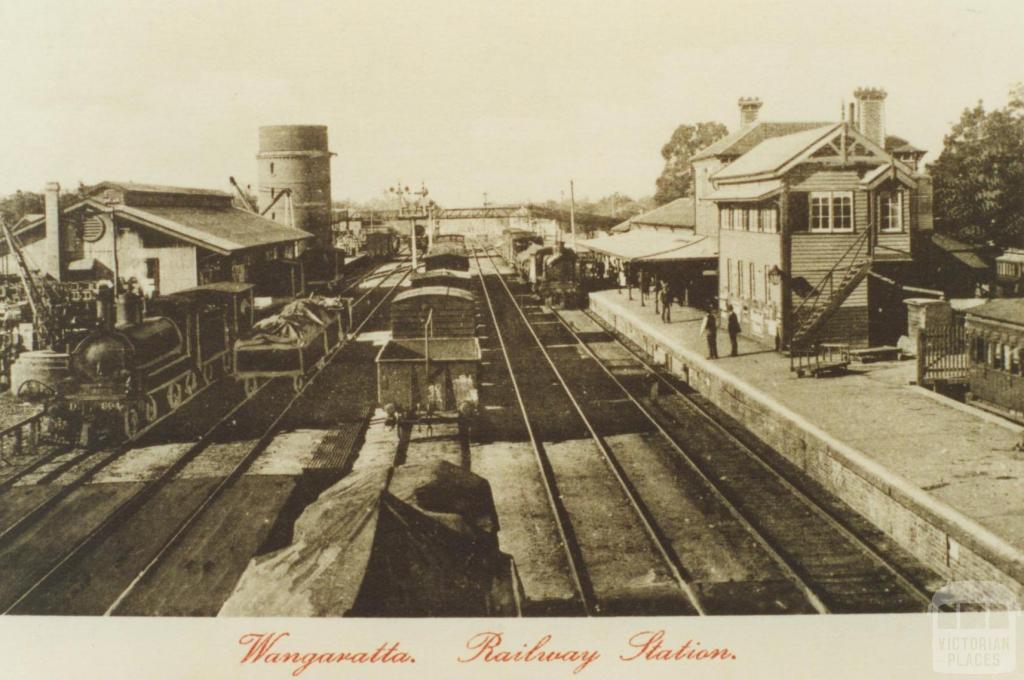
[10,350,70,401]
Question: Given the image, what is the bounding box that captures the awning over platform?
[707,179,783,202]
[579,229,717,262]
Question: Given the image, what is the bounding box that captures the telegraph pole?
[569,180,577,250]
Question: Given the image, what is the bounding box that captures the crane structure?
[1,221,64,350]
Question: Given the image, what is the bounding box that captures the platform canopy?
[579,230,717,262]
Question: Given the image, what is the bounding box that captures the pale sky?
[1,0,1022,207]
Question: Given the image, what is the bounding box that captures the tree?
[930,84,1024,245]
[0,191,44,225]
[654,121,729,205]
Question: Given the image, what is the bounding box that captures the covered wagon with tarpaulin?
[963,298,1024,423]
[376,336,481,416]
[233,298,344,394]
[219,461,519,616]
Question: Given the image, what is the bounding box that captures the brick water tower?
[257,125,334,249]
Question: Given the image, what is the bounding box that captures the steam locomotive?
[60,282,254,441]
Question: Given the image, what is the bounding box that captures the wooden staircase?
[789,228,872,354]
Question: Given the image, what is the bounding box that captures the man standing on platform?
[727,304,741,357]
[659,282,672,323]
[700,307,718,359]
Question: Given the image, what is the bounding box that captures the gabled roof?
[117,205,311,253]
[630,197,695,229]
[691,121,832,162]
[712,125,839,181]
[13,188,311,256]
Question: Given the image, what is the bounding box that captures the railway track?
[475,248,936,615]
[0,261,400,547]
[474,249,700,615]
[568,304,937,611]
[0,263,410,615]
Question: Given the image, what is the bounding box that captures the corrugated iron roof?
[118,205,311,253]
[966,298,1024,327]
[931,233,992,270]
[712,125,838,180]
[87,180,233,198]
[579,230,717,262]
[691,121,832,161]
[630,197,695,229]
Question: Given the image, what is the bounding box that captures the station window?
[880,191,904,232]
[761,207,778,233]
[749,262,755,298]
[809,191,854,233]
[725,259,732,293]
[721,208,732,230]
[750,208,760,232]
[737,259,744,296]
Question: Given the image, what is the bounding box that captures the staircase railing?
[789,228,872,351]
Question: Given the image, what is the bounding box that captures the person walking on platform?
[726,304,741,357]
[700,308,718,359]
[659,283,672,323]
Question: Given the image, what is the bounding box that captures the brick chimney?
[738,97,763,127]
[854,87,887,148]
[44,182,62,281]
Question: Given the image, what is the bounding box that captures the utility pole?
[569,180,577,250]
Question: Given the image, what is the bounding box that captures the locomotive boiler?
[61,282,254,441]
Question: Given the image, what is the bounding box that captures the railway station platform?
[587,289,1024,596]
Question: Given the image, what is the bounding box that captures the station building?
[697,88,934,350]
[2,181,312,298]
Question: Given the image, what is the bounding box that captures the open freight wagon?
[234,298,345,394]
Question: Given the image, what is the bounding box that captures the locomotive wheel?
[167,382,184,409]
[184,371,198,396]
[123,408,141,440]
[292,375,305,393]
[145,396,159,423]
[244,377,259,397]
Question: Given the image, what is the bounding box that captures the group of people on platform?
[601,260,742,360]
[699,305,742,360]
